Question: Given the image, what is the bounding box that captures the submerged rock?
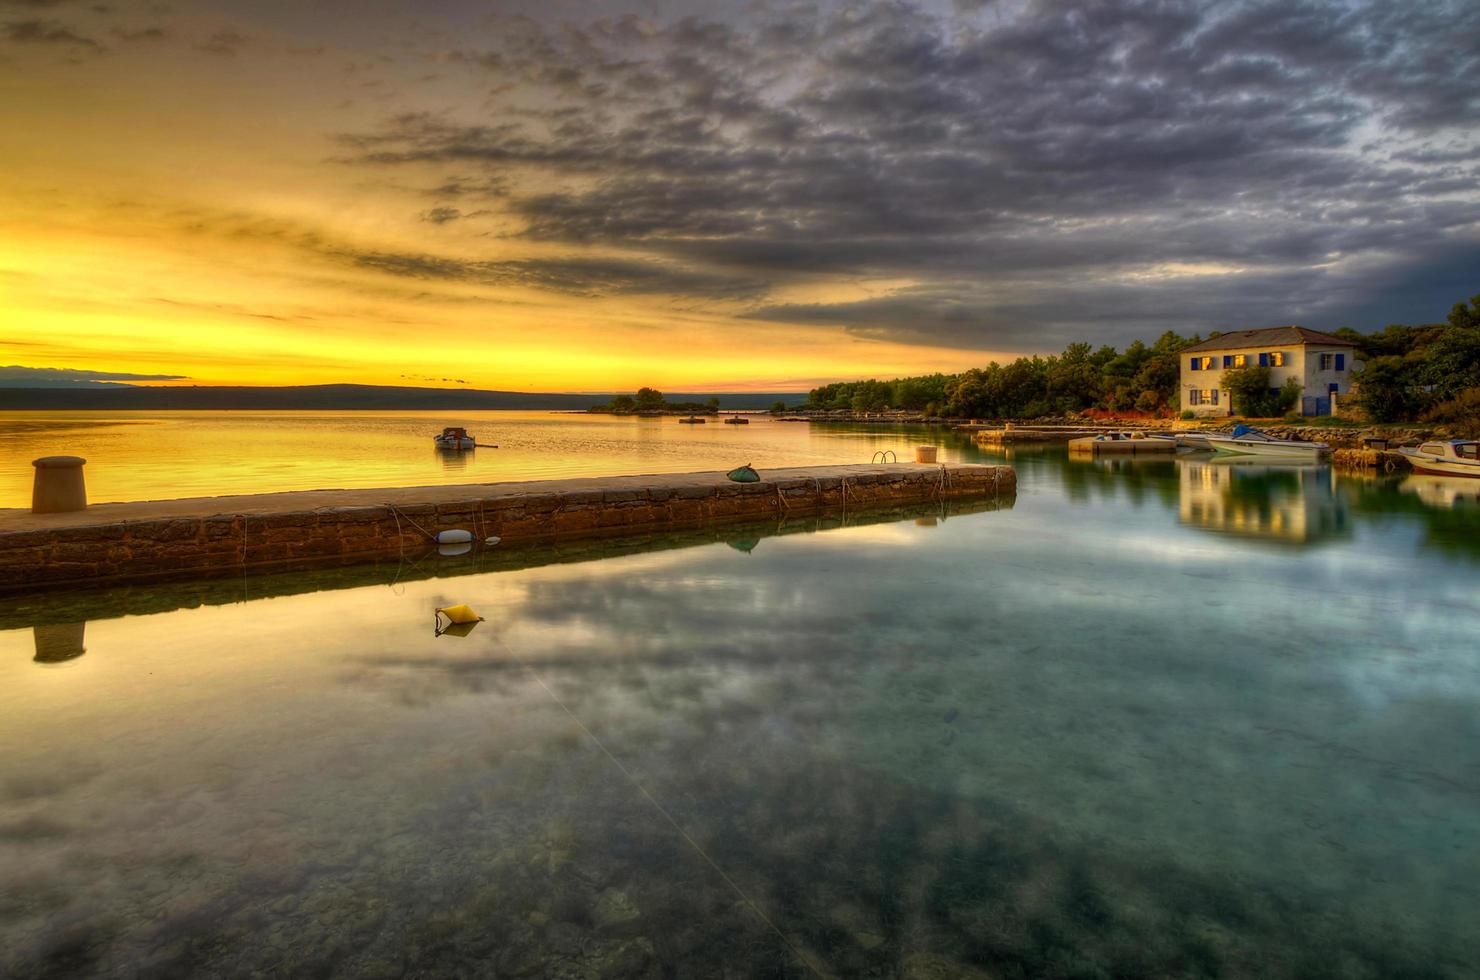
[591,889,641,935]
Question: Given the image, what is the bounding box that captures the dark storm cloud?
[111,24,166,41]
[3,17,101,49]
[343,248,766,300]
[0,365,186,387]
[194,28,245,56]
[341,0,1478,348]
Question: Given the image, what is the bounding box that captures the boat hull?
[1206,437,1327,460]
[1406,459,1480,478]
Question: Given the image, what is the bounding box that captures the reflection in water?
[1179,458,1349,544]
[1401,474,1480,509]
[1,449,1476,978]
[31,622,86,664]
[434,446,471,471]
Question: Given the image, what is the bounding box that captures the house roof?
[1182,326,1357,353]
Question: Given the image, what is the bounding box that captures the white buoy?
[484,535,502,546]
[436,529,473,545]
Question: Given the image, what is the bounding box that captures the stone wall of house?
[0,464,1015,591]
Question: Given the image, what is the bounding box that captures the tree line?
[593,388,721,414]
[1340,293,1480,426]
[803,290,1480,425]
[806,331,1198,418]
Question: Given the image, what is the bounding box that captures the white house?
[1179,326,1360,417]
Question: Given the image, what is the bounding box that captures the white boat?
[1205,425,1330,460]
[1397,440,1480,478]
[433,426,476,450]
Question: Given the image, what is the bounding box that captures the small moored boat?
[678,416,706,424]
[1205,425,1329,460]
[1068,431,1177,454]
[433,426,476,450]
[723,416,750,425]
[1397,440,1480,478]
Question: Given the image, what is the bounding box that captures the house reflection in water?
[1179,459,1349,544]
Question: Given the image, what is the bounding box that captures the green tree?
[1221,366,1301,417]
[1421,295,1480,398]
[635,387,665,410]
[1357,355,1425,422]
[770,400,786,414]
[610,393,636,413]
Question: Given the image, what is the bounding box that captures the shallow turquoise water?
[2,435,1478,978]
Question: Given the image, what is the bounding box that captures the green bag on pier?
[727,464,760,483]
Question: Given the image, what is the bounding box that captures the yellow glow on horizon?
[0,31,1016,394]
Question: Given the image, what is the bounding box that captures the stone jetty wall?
[0,463,1014,591]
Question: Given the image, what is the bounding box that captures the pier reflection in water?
[2,447,1477,979]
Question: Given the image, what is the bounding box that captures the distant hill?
[0,384,805,411]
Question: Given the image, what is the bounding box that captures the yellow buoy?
[436,604,483,624]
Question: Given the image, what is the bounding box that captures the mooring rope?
[491,635,832,979]
[384,502,437,543]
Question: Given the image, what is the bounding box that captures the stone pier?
[0,463,1015,591]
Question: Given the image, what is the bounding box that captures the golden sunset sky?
[3,1,1475,391]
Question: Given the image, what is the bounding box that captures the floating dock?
[973,425,1131,445]
[0,463,1015,591]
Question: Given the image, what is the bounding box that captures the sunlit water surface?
[2,417,1478,978]
[0,410,935,507]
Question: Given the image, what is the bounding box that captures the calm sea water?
[0,410,929,507]
[2,415,1478,978]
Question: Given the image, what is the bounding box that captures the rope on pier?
[383,502,437,544]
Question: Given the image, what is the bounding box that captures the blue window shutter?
[1336,354,1345,370]
[1190,358,1199,371]
[1222,355,1230,368]
[1259,352,1269,367]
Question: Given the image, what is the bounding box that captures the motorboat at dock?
[1204,425,1330,461]
[1397,440,1480,478]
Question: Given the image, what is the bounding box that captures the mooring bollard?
[32,456,88,514]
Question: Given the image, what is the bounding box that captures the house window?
[1269,351,1285,366]
[1190,357,1200,371]
[1189,389,1219,406]
[1318,352,1345,370]
[1223,354,1245,368]
[1190,356,1213,371]
[1222,355,1231,368]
